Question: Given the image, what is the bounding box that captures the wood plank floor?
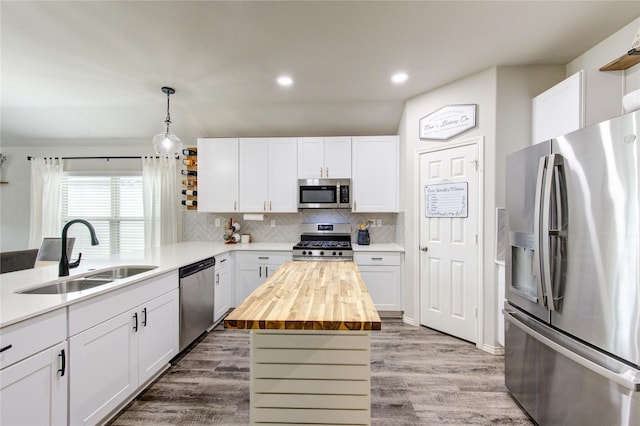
[109,318,533,425]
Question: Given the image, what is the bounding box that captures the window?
[62,172,144,259]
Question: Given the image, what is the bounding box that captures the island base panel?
[250,330,371,425]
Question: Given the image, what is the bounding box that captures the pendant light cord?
[164,92,172,133]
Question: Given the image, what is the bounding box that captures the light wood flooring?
[109,318,533,425]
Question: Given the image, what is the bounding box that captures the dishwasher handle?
[180,257,215,279]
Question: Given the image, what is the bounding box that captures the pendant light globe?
[153,86,182,156]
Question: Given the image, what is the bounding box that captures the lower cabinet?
[214,252,233,323]
[69,271,179,425]
[235,251,291,306]
[354,252,403,312]
[0,341,67,425]
[0,309,67,426]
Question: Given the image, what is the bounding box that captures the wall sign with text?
[425,182,468,218]
[419,104,477,140]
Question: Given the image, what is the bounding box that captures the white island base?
[250,330,372,425]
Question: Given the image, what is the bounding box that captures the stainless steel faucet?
[59,219,99,276]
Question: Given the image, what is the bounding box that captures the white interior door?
[419,142,479,342]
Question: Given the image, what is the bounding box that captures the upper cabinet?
[240,138,298,213]
[352,136,399,212]
[197,138,239,212]
[298,137,351,179]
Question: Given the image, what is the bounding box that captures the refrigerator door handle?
[541,153,564,311]
[504,308,640,392]
[532,156,547,308]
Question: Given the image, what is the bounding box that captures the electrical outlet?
[369,218,376,228]
[215,218,221,227]
[271,219,276,227]
[376,219,382,227]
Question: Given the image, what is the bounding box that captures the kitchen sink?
[85,266,158,280]
[16,265,158,295]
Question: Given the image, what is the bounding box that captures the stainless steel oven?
[298,179,351,209]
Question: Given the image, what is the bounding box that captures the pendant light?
[152,86,182,156]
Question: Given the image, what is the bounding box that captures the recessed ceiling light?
[391,72,409,84]
[277,76,293,87]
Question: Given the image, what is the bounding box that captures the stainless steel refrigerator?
[504,110,640,425]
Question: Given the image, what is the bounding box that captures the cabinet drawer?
[69,270,178,336]
[0,308,66,370]
[353,252,401,266]
[215,252,232,269]
[235,251,292,264]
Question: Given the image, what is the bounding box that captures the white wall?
[567,17,640,125]
[398,65,564,351]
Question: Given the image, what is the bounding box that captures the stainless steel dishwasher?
[179,257,215,351]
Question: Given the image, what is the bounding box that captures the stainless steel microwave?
[298,179,351,209]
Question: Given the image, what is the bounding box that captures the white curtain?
[142,156,179,248]
[28,157,63,248]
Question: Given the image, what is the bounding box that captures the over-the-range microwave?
[297,179,351,209]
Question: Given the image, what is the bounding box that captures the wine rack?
[181,147,197,210]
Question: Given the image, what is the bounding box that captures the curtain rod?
[27,155,179,161]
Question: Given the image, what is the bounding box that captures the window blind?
[61,173,144,259]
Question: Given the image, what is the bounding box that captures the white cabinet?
[197,138,239,212]
[214,252,233,323]
[239,137,298,212]
[234,251,291,306]
[352,136,399,212]
[298,137,351,178]
[0,309,67,426]
[354,252,403,312]
[69,271,179,425]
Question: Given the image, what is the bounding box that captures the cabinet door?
[70,309,137,426]
[298,137,324,178]
[0,342,67,426]
[197,138,239,212]
[268,138,298,212]
[352,136,399,212]
[215,263,232,322]
[358,266,402,311]
[138,289,179,385]
[235,262,262,306]
[240,138,269,212]
[324,137,351,178]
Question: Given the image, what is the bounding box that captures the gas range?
[292,223,353,261]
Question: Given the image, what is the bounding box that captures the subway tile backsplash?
[182,210,399,244]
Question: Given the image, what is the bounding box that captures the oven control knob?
[338,252,342,256]
[320,251,324,256]
[332,251,337,256]
[302,251,307,255]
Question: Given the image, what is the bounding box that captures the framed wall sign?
[425,182,468,218]
[419,104,477,140]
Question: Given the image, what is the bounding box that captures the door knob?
[420,246,429,251]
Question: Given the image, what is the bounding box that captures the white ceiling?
[2,1,638,147]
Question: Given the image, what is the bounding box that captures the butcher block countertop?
[224,261,381,331]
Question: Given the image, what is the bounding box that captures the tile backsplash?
[182,210,400,244]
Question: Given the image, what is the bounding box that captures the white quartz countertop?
[0,241,403,328]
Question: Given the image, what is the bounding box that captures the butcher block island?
[225,260,381,425]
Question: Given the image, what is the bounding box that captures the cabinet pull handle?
[216,272,220,285]
[258,256,269,260]
[263,201,266,211]
[259,266,262,278]
[0,344,12,353]
[270,201,272,211]
[220,258,227,263]
[326,167,329,177]
[266,266,269,277]
[142,308,147,327]
[320,167,323,177]
[133,312,138,332]
[58,349,66,377]
[371,257,383,260]
[234,200,237,211]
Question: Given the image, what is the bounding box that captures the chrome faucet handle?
[68,252,83,269]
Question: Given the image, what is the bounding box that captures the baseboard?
[481,343,505,355]
[402,315,417,326]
